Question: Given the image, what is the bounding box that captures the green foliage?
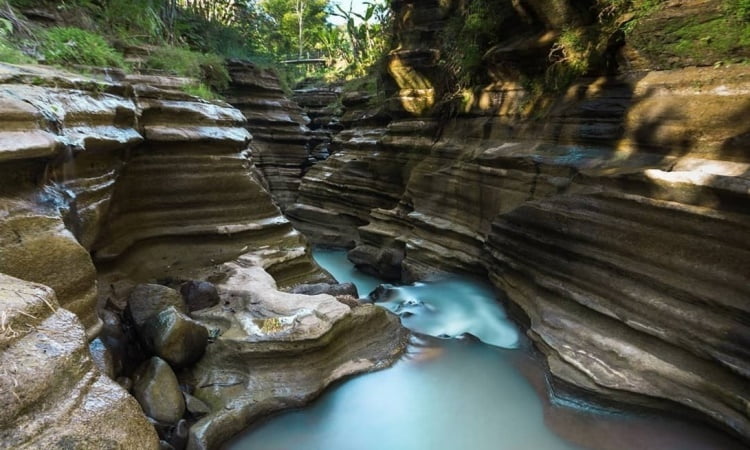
[0,17,33,64]
[260,0,331,57]
[726,0,750,22]
[144,46,230,91]
[328,1,391,78]
[99,0,165,43]
[628,3,750,68]
[645,16,749,65]
[182,82,221,100]
[6,0,392,88]
[42,26,126,67]
[545,28,595,91]
[439,0,509,87]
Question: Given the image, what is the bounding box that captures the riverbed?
[227,249,745,450]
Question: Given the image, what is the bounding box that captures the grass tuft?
[42,26,126,68]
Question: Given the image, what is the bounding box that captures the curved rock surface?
[0,273,158,449]
[0,63,343,446]
[0,57,419,450]
[186,260,409,449]
[285,1,750,440]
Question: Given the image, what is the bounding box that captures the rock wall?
[224,60,313,211]
[287,0,750,441]
[0,63,405,448]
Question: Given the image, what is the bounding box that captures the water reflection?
[227,249,745,450]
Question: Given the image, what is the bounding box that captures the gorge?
[0,0,749,448]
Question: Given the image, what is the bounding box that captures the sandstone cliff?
[286,0,750,440]
[224,60,313,211]
[0,62,407,448]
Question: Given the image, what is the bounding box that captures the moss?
[41,27,126,68]
[631,12,750,68]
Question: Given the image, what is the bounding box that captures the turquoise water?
[311,248,384,296]
[227,249,745,450]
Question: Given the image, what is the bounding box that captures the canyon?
[0,0,749,448]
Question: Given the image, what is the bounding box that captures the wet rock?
[127,284,187,328]
[348,245,404,281]
[184,393,211,419]
[0,199,101,337]
[290,282,359,298]
[99,308,127,375]
[180,280,220,312]
[141,306,208,368]
[147,417,171,441]
[310,143,330,161]
[133,357,186,424]
[159,441,175,450]
[0,274,158,448]
[89,337,115,378]
[368,284,396,302]
[187,264,409,449]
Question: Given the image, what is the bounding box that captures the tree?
[260,0,330,57]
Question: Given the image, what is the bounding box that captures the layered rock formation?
[0,62,408,448]
[224,60,313,210]
[286,0,750,441]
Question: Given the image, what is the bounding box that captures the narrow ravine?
[226,249,745,450]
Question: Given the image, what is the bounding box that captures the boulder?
[180,280,220,312]
[127,284,187,328]
[133,357,186,424]
[336,295,361,308]
[169,419,189,450]
[99,308,127,375]
[187,264,409,449]
[141,306,209,367]
[367,284,396,303]
[184,393,211,419]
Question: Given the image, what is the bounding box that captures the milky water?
[227,249,745,450]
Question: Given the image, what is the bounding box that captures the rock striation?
[224,60,313,210]
[0,62,409,449]
[285,0,750,441]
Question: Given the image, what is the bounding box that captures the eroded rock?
[0,273,158,449]
[184,393,211,419]
[128,283,187,328]
[186,263,409,449]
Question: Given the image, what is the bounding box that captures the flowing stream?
[227,249,745,450]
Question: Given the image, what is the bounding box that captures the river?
[226,249,745,450]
